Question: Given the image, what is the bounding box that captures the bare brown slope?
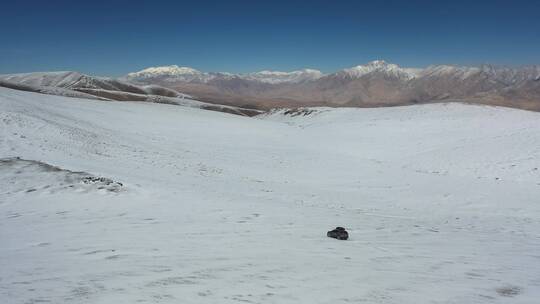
[144,70,540,112]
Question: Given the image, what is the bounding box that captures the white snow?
[127,65,202,77]
[125,65,219,83]
[126,65,324,84]
[1,87,540,303]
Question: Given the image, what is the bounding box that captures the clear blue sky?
[1,0,539,77]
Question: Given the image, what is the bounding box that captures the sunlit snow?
[1,87,539,303]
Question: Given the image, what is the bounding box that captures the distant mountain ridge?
[125,65,324,84]
[125,60,540,111]
[126,61,540,84]
[2,60,540,112]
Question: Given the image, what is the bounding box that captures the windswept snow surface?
[1,87,540,304]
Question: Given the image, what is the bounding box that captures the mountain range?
[1,60,539,112]
[125,60,540,111]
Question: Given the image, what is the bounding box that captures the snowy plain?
[1,87,540,303]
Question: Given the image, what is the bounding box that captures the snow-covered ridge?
[420,65,482,80]
[126,65,202,78]
[126,61,540,84]
[339,60,420,80]
[125,65,218,83]
[0,71,88,88]
[246,69,324,84]
[419,64,540,84]
[126,65,324,84]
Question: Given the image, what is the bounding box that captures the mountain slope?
[126,61,540,111]
[0,72,262,116]
[2,87,540,303]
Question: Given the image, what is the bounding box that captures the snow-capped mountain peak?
[339,60,419,80]
[126,65,202,79]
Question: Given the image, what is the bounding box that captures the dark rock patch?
[327,227,349,240]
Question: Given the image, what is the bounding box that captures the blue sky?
[1,0,539,76]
